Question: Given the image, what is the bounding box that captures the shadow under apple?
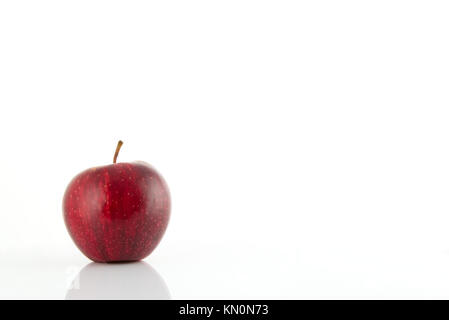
[65,261,171,300]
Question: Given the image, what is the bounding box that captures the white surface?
[1,1,449,299]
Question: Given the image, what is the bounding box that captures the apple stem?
[113,140,124,164]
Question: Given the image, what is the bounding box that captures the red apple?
[63,141,170,262]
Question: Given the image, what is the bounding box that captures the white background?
[1,1,449,299]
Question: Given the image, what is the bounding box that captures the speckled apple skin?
[63,162,170,262]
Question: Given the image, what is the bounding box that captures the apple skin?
[63,161,170,262]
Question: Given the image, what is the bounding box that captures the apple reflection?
[66,261,171,300]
